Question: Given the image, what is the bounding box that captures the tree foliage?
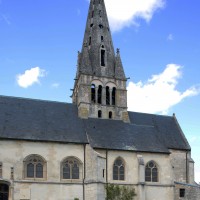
[105,184,136,200]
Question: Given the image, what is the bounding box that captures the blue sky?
[0,0,200,182]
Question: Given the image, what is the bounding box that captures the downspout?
[106,149,108,183]
[106,149,108,199]
[186,151,188,183]
[83,144,86,200]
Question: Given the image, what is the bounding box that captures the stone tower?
[72,0,129,122]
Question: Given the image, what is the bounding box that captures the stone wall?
[75,74,128,120]
[85,145,106,200]
[175,182,200,200]
[0,140,85,200]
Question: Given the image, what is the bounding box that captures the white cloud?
[127,64,199,114]
[86,0,165,31]
[104,0,165,31]
[16,67,46,88]
[167,34,173,41]
[51,83,60,88]
[195,166,200,184]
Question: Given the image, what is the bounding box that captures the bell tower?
[72,0,129,122]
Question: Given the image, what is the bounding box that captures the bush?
[105,184,136,200]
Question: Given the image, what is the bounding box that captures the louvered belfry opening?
[72,0,128,121]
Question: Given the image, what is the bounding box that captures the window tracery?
[145,161,158,182]
[61,157,81,180]
[113,157,125,180]
[24,155,46,179]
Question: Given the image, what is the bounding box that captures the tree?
[105,184,136,200]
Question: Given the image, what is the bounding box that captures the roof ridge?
[0,95,72,105]
[128,110,174,118]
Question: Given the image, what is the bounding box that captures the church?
[0,0,200,200]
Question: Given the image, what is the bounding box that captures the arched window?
[145,161,158,182]
[113,157,125,180]
[98,85,102,104]
[106,86,110,105]
[61,157,81,180]
[91,84,96,103]
[112,87,116,105]
[109,111,112,119]
[24,155,46,179]
[98,110,102,118]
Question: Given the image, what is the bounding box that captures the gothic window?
[99,10,102,17]
[98,110,102,118]
[101,49,105,66]
[92,11,94,18]
[101,36,104,42]
[62,157,81,180]
[106,86,110,105]
[145,161,158,182]
[90,23,93,27]
[24,155,46,179]
[113,157,125,180]
[91,84,96,103]
[0,162,2,178]
[98,85,102,104]
[112,87,116,106]
[109,111,112,119]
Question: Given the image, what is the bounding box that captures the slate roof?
[0,95,87,144]
[0,95,191,153]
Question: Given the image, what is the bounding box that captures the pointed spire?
[115,48,126,79]
[79,0,118,78]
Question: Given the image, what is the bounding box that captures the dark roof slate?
[0,95,87,144]
[83,118,169,153]
[0,95,191,152]
[129,112,191,151]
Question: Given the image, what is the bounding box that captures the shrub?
[105,184,136,200]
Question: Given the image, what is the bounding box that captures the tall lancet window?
[89,36,92,45]
[101,50,105,66]
[112,87,116,106]
[91,84,96,103]
[106,86,110,105]
[98,85,102,104]
[100,45,105,66]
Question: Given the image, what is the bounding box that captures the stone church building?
[0,0,200,199]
